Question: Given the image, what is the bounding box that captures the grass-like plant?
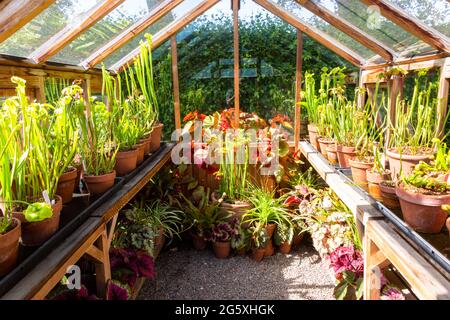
[302,71,319,126]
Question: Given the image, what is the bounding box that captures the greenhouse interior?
[0,0,449,303]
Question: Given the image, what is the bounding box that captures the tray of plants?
[337,167,450,275]
[0,177,125,297]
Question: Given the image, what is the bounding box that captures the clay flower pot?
[336,144,356,168]
[265,223,277,238]
[154,227,165,257]
[317,137,334,158]
[251,248,265,262]
[264,223,277,257]
[191,233,206,250]
[114,148,138,176]
[326,143,338,165]
[264,240,275,257]
[140,135,152,155]
[307,124,321,152]
[292,232,304,246]
[366,169,391,201]
[379,182,401,210]
[396,184,450,234]
[386,148,433,181]
[150,123,164,153]
[134,142,146,165]
[56,167,77,204]
[213,241,231,259]
[279,242,292,254]
[211,191,252,222]
[83,170,116,196]
[0,218,21,277]
[349,158,374,190]
[19,195,63,246]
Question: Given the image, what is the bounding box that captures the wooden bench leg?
[94,227,111,298]
[364,232,389,300]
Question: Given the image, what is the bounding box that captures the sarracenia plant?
[302,72,319,125]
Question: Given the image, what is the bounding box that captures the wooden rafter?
[0,0,56,43]
[29,0,125,64]
[81,0,185,69]
[110,0,220,72]
[360,0,450,53]
[253,0,365,67]
[295,0,394,62]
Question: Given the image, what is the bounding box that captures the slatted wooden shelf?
[0,143,175,300]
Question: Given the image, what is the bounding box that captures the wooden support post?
[94,228,111,299]
[171,36,181,136]
[233,0,240,129]
[437,58,449,138]
[364,238,384,300]
[36,76,46,103]
[294,30,303,149]
[357,70,366,109]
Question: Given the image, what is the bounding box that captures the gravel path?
[138,239,335,300]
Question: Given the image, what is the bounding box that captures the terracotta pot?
[213,241,231,259]
[251,248,265,262]
[191,233,206,250]
[212,191,252,222]
[264,239,275,256]
[366,170,390,201]
[0,218,21,277]
[140,135,152,155]
[386,148,433,181]
[379,182,401,210]
[74,164,83,193]
[150,123,164,153]
[134,142,146,165]
[292,232,305,246]
[349,158,374,190]
[307,124,321,152]
[446,217,450,238]
[56,167,77,204]
[279,242,292,254]
[326,143,338,165]
[20,195,62,246]
[317,137,334,158]
[83,170,116,196]
[265,223,277,238]
[154,227,165,257]
[336,144,356,168]
[114,148,138,176]
[396,184,450,234]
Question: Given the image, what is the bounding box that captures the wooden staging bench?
[1,143,175,300]
[298,140,450,300]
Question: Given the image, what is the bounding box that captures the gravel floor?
[138,239,335,300]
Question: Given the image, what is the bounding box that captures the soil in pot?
[0,218,21,277]
[114,148,138,176]
[83,170,116,196]
[307,124,321,152]
[396,183,450,234]
[326,144,338,165]
[213,241,231,259]
[336,144,356,168]
[150,123,164,153]
[56,167,77,204]
[135,142,146,165]
[366,169,391,201]
[379,181,401,210]
[191,233,207,250]
[317,137,334,158]
[279,242,292,254]
[251,248,265,262]
[386,148,433,181]
[20,195,62,246]
[349,157,374,190]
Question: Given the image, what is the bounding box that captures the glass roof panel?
[102,0,206,69]
[0,0,103,58]
[49,0,166,65]
[388,0,450,38]
[274,0,376,60]
[311,0,437,59]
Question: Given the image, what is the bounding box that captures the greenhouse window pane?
[274,0,376,60]
[102,0,204,69]
[50,0,166,65]
[0,0,103,58]
[389,0,450,38]
[311,0,437,59]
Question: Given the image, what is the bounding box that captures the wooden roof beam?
[295,0,394,62]
[81,0,184,69]
[111,0,220,72]
[28,0,125,64]
[253,0,365,67]
[360,0,450,53]
[0,0,56,43]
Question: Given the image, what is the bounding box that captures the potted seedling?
[302,72,321,151]
[274,220,294,254]
[206,218,240,259]
[366,138,391,201]
[250,226,269,262]
[395,139,450,233]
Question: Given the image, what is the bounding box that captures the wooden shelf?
[0,143,175,300]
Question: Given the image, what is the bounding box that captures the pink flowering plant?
[205,217,240,243]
